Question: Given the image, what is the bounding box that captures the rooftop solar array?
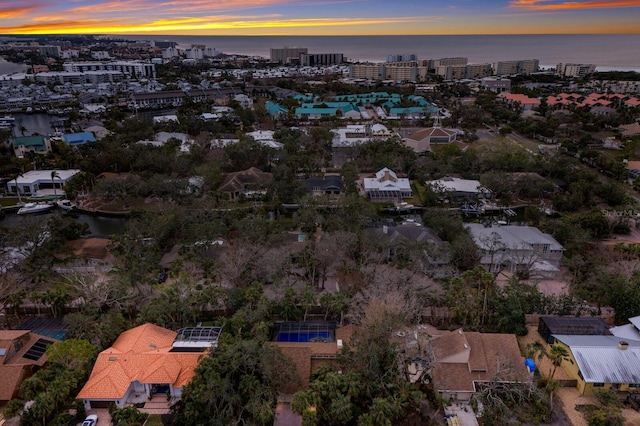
[272,321,337,343]
[23,338,54,361]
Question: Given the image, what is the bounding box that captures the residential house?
[427,177,491,201]
[551,335,640,395]
[6,169,81,196]
[371,219,453,278]
[217,167,273,200]
[464,224,564,278]
[405,127,458,154]
[620,122,640,138]
[12,135,52,157]
[429,329,529,402]
[62,131,96,146]
[610,315,640,342]
[538,316,611,345]
[77,323,218,409]
[0,330,59,402]
[304,175,343,197]
[361,167,412,203]
[271,322,356,393]
[498,93,541,110]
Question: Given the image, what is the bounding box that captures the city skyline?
[1,0,640,36]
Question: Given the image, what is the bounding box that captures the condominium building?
[63,61,156,78]
[387,53,417,62]
[466,63,492,79]
[270,47,308,63]
[385,61,418,82]
[349,63,383,80]
[436,65,467,81]
[493,59,539,76]
[300,53,344,66]
[556,63,596,78]
[424,57,468,70]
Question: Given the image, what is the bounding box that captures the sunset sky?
[1,0,639,36]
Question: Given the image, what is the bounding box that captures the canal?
[1,209,128,238]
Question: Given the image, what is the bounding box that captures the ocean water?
[119,34,640,70]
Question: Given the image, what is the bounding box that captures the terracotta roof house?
[498,93,541,110]
[429,329,529,402]
[621,122,640,138]
[0,330,59,402]
[272,322,357,393]
[77,324,219,410]
[217,167,273,200]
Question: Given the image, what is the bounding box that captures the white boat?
[56,199,77,211]
[0,115,15,130]
[17,202,54,215]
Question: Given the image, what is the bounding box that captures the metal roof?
[553,335,640,384]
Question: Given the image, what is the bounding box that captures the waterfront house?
[62,131,96,146]
[217,167,273,200]
[361,168,412,202]
[12,135,51,157]
[6,169,81,196]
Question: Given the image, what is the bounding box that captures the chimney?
[382,225,388,234]
[619,341,629,350]
[337,339,343,349]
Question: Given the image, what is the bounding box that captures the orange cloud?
[509,0,640,9]
[0,5,41,19]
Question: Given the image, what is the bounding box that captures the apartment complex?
[423,57,468,69]
[270,47,308,63]
[300,53,344,67]
[387,53,417,62]
[556,63,597,78]
[493,59,539,76]
[63,61,156,79]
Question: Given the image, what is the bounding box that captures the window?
[630,384,640,388]
[593,383,605,388]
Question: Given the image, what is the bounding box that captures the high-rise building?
[387,53,417,63]
[270,47,308,63]
[493,59,539,76]
[556,63,596,78]
[299,53,344,66]
[350,63,383,80]
[425,57,468,70]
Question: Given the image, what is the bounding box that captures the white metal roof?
[553,334,640,384]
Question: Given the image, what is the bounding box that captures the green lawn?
[0,197,21,207]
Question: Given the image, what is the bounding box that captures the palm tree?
[546,344,570,411]
[50,170,60,196]
[548,344,569,381]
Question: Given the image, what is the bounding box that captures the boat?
[0,115,15,130]
[17,202,54,215]
[56,199,78,211]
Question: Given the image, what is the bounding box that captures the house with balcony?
[361,167,412,203]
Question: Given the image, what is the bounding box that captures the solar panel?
[23,338,54,361]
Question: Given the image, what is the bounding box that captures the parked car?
[82,414,98,426]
